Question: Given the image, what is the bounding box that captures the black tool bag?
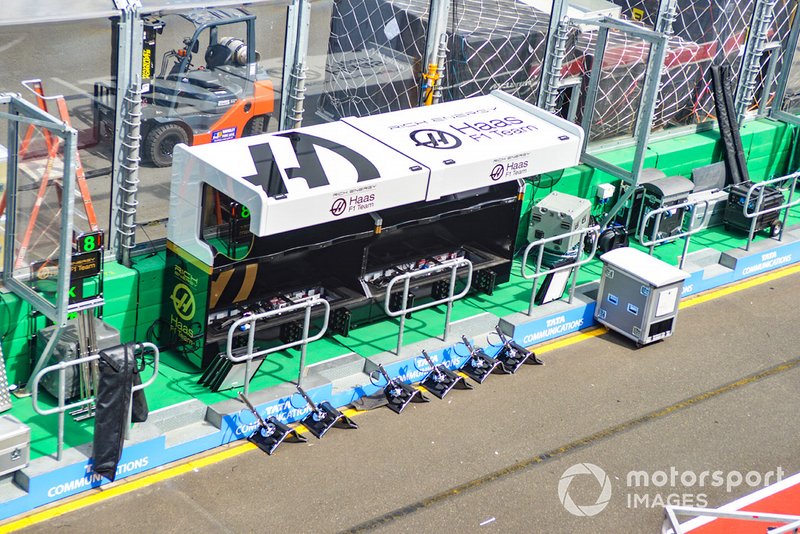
[92,343,149,481]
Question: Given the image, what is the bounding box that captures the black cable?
[137,221,164,259]
[0,296,11,341]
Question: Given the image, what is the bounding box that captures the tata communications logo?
[558,463,612,517]
[410,129,462,149]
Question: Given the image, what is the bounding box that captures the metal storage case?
[527,191,592,253]
[685,188,728,231]
[37,318,121,400]
[0,415,30,477]
[594,247,689,346]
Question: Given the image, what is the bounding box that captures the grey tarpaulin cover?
[92,344,148,481]
[711,64,748,186]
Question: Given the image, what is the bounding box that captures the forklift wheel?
[144,124,189,167]
[243,115,270,137]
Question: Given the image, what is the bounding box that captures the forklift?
[95,8,275,167]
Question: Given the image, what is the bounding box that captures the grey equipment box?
[595,247,689,346]
[684,188,729,231]
[639,175,695,241]
[527,191,592,254]
[0,415,30,477]
[36,318,121,400]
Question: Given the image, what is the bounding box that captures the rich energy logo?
[410,129,462,149]
[170,283,196,321]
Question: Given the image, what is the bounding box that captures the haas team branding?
[403,114,539,146]
[409,129,462,149]
[242,131,382,198]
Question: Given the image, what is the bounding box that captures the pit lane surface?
[7,266,800,533]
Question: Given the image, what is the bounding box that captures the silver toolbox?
[0,414,30,477]
[685,188,729,231]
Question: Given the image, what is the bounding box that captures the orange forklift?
[95,8,275,167]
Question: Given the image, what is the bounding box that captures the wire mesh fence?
[319,0,800,141]
[320,0,551,121]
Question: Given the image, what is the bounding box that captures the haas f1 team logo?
[490,164,505,181]
[243,132,381,198]
[410,129,462,150]
[330,198,347,216]
[171,283,196,321]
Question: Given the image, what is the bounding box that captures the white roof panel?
[174,120,429,237]
[600,247,689,287]
[344,91,583,200]
[168,91,585,265]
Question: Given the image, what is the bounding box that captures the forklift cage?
[159,9,258,84]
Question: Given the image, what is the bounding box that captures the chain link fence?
[319,0,551,121]
[318,0,800,141]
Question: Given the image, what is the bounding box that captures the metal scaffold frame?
[576,17,670,228]
[1,94,77,374]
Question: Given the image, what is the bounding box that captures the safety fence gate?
[521,226,601,315]
[383,258,473,355]
[737,173,800,251]
[225,298,330,395]
[31,342,160,461]
[639,198,711,269]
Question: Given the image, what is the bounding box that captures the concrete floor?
[11,267,800,533]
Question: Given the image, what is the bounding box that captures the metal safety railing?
[383,258,473,355]
[521,225,600,316]
[663,505,800,534]
[639,198,711,270]
[755,41,783,118]
[740,172,800,251]
[226,298,330,395]
[31,342,159,461]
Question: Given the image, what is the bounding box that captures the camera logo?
[558,463,612,517]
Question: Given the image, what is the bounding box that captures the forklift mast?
[143,8,258,106]
[103,7,277,167]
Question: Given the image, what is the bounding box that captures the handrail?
[740,172,800,250]
[225,297,330,394]
[638,198,710,269]
[31,342,159,461]
[521,225,600,315]
[663,505,800,534]
[383,258,473,355]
